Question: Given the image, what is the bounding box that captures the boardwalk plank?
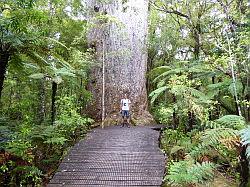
[49,126,165,187]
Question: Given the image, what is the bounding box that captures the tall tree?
[86,0,153,124]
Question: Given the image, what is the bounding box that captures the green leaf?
[228,81,243,97]
[29,73,45,79]
[170,146,185,155]
[44,137,67,145]
[149,86,167,104]
[55,68,75,77]
[52,76,63,84]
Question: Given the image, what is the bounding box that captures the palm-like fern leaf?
[240,126,250,158]
[153,67,185,83]
[201,128,238,145]
[215,115,246,130]
[149,86,167,104]
[165,160,215,186]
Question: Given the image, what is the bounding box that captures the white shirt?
[121,99,131,111]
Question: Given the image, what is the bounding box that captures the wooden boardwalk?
[48,126,166,187]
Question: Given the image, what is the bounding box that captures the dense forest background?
[0,0,250,186]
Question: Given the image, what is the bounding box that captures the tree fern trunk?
[79,78,83,115]
[187,111,194,131]
[172,94,178,129]
[38,78,46,124]
[239,145,249,187]
[86,0,153,125]
[51,81,57,125]
[0,52,10,102]
[246,77,250,121]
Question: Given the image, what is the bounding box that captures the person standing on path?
[120,93,131,127]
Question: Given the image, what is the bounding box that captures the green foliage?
[5,123,34,162]
[153,105,173,124]
[12,166,43,186]
[160,114,247,185]
[214,115,246,130]
[161,129,193,160]
[240,126,250,159]
[55,95,94,140]
[149,86,167,104]
[165,160,216,186]
[0,1,94,186]
[0,95,93,186]
[150,1,249,184]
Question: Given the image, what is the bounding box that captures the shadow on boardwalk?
[48,125,166,187]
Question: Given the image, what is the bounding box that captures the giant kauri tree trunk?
[86,0,153,125]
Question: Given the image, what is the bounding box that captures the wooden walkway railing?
[48,126,165,187]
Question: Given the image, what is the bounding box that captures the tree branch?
[151,1,189,19]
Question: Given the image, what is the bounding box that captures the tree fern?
[153,67,185,83]
[189,121,243,160]
[165,160,215,186]
[149,65,171,78]
[201,128,239,146]
[188,143,212,160]
[215,115,246,130]
[207,79,231,91]
[240,126,250,158]
[149,86,167,104]
[205,115,246,130]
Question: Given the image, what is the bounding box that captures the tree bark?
[187,111,194,131]
[172,94,178,129]
[247,95,250,121]
[239,145,249,187]
[86,0,153,125]
[192,23,201,60]
[38,78,46,124]
[0,51,10,102]
[51,81,57,125]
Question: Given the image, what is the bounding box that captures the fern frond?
[45,37,69,50]
[149,86,167,104]
[207,79,231,90]
[28,51,50,66]
[205,115,246,130]
[170,146,185,155]
[188,143,211,160]
[215,115,246,130]
[201,128,239,146]
[165,160,215,186]
[149,65,171,78]
[189,161,216,184]
[240,126,250,158]
[188,128,240,160]
[219,136,241,149]
[156,77,168,88]
[153,68,185,83]
[187,87,211,103]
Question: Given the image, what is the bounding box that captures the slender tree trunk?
[7,77,14,110]
[246,76,250,121]
[187,111,194,131]
[79,78,83,114]
[172,94,178,129]
[239,145,249,187]
[247,95,250,121]
[193,30,200,60]
[86,0,153,125]
[38,78,46,124]
[0,52,10,102]
[51,81,57,125]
